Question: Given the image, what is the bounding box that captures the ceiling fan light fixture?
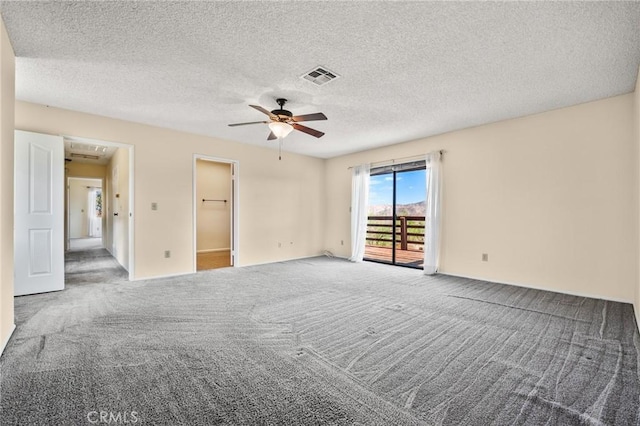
[229,99,326,140]
[268,121,293,138]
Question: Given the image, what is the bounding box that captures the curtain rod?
[347,150,444,170]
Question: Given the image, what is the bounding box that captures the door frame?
[66,176,103,248]
[63,135,135,280]
[365,162,426,269]
[192,154,239,271]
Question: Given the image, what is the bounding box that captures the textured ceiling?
[1,1,639,159]
[64,136,118,166]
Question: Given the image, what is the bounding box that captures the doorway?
[365,161,426,268]
[64,136,136,280]
[14,131,135,297]
[193,156,238,271]
[67,177,103,251]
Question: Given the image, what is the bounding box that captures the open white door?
[14,130,64,296]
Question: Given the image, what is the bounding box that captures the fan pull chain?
[278,137,282,161]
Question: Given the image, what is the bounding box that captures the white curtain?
[349,163,370,262]
[424,151,442,275]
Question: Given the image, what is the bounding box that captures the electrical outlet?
[164,250,171,258]
[151,202,158,211]
[482,253,488,262]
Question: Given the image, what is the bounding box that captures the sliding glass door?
[365,162,426,268]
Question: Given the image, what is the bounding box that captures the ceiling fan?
[228,98,327,140]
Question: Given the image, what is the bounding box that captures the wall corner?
[0,15,15,355]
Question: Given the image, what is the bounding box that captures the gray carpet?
[1,256,638,425]
[64,248,129,285]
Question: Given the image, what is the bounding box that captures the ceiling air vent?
[301,66,340,86]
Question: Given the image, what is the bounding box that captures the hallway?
[65,240,128,285]
[68,237,103,251]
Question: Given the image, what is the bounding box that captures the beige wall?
[0,18,14,353]
[326,94,636,303]
[105,147,130,270]
[196,159,231,251]
[15,101,326,279]
[66,161,106,179]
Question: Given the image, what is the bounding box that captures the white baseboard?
[134,255,322,280]
[635,305,640,333]
[322,257,635,305]
[441,271,633,305]
[237,254,322,268]
[197,248,230,254]
[105,247,129,273]
[0,323,16,356]
[131,271,195,282]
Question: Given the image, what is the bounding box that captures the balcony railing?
[366,215,425,249]
[365,215,425,266]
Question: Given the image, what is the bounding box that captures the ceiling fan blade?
[228,121,268,127]
[292,123,325,138]
[267,131,277,140]
[292,112,327,122]
[249,105,276,119]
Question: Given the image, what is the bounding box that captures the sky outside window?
[369,169,426,205]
